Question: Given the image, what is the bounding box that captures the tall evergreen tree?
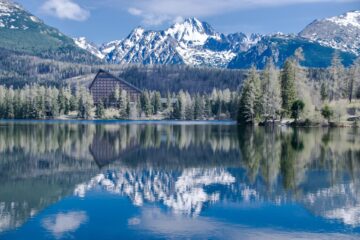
[329,51,345,101]
[348,58,360,103]
[118,90,128,119]
[237,67,261,124]
[261,58,282,121]
[281,59,297,115]
[152,91,162,114]
[77,87,94,119]
[193,94,204,120]
[95,100,105,119]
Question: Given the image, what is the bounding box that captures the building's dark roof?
[89,69,142,93]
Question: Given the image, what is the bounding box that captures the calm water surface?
[0,121,359,239]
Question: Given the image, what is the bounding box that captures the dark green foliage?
[320,83,328,101]
[321,105,333,123]
[237,67,261,124]
[96,101,105,119]
[152,92,162,114]
[291,100,305,122]
[281,60,297,115]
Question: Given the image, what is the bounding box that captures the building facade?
[89,70,142,106]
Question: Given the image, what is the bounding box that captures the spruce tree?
[95,100,105,119]
[118,90,128,119]
[348,58,360,103]
[237,67,261,124]
[281,59,297,115]
[329,51,345,101]
[261,58,282,121]
[193,94,204,120]
[152,91,162,114]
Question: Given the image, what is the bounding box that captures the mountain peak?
[326,10,360,28]
[165,17,217,46]
[130,26,145,35]
[0,0,23,11]
[299,10,360,55]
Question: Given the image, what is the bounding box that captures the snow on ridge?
[74,37,105,59]
[165,17,218,46]
[327,10,360,28]
[78,17,262,66]
[0,0,23,13]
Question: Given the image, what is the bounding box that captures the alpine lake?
[0,120,359,240]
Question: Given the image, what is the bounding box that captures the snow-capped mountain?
[0,0,34,30]
[74,11,360,68]
[0,0,100,63]
[299,10,360,55]
[75,17,260,68]
[228,34,356,69]
[74,37,105,59]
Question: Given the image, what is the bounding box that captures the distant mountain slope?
[0,0,100,63]
[299,10,360,56]
[228,35,357,69]
[74,37,105,60]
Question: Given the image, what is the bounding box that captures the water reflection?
[0,122,359,238]
[42,211,88,239]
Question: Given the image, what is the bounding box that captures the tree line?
[0,84,239,120]
[237,48,360,125]
[0,48,358,122]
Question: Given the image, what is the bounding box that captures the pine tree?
[320,82,328,102]
[193,94,204,120]
[291,100,305,122]
[113,85,121,107]
[281,59,297,115]
[118,90,128,119]
[172,98,181,120]
[329,51,345,101]
[152,91,162,114]
[348,58,360,103]
[261,58,282,121]
[143,91,153,117]
[0,86,6,118]
[237,67,261,124]
[204,95,212,119]
[4,87,15,119]
[95,100,105,119]
[77,87,94,119]
[184,91,194,120]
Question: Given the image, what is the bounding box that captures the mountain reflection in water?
[0,122,359,239]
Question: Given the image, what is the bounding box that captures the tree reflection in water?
[0,122,359,233]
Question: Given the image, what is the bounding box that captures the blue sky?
[16,0,360,44]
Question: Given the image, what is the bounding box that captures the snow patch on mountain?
[0,0,38,30]
[165,18,219,46]
[299,10,360,55]
[94,17,259,68]
[327,10,360,28]
[74,37,105,59]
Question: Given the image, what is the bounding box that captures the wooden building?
[89,69,142,105]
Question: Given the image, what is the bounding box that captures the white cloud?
[123,0,358,25]
[128,8,142,16]
[41,0,90,21]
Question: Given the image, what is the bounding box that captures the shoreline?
[0,119,238,125]
[0,118,358,128]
